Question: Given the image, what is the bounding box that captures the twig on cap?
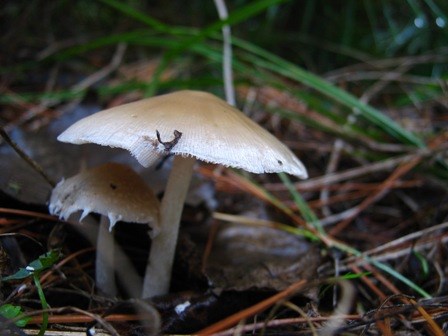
[156,130,182,153]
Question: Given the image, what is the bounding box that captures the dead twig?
[0,126,55,187]
[6,43,127,130]
[0,208,59,221]
[298,148,438,190]
[330,135,448,235]
[20,306,120,336]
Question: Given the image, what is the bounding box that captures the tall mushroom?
[57,90,308,297]
[49,162,159,297]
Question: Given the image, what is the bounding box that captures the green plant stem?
[32,273,48,336]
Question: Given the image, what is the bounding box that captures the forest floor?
[1,1,448,335]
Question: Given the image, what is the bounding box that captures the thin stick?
[407,298,445,336]
[295,148,436,190]
[330,134,447,235]
[28,313,143,324]
[320,139,343,217]
[0,126,55,187]
[319,281,355,336]
[0,208,59,221]
[8,43,127,130]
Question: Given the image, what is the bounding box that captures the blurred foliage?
[1,0,447,176]
[2,0,447,69]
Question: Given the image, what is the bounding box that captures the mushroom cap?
[49,163,160,232]
[58,90,307,178]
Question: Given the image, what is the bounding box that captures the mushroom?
[49,162,159,297]
[57,90,308,297]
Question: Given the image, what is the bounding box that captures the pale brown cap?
[58,90,307,178]
[49,163,160,232]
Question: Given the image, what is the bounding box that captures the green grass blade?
[33,274,49,336]
[278,172,324,234]
[97,0,184,34]
[232,37,426,147]
[368,258,431,298]
[95,0,291,96]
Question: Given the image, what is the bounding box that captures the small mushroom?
[49,162,159,297]
[57,90,308,297]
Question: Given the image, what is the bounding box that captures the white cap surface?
[58,90,307,178]
[49,163,160,232]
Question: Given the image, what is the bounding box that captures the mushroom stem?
[96,216,117,297]
[77,214,142,298]
[142,155,195,298]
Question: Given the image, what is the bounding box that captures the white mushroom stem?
[142,155,195,298]
[96,216,117,297]
[76,214,142,298]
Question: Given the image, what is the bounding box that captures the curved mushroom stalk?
[143,156,195,298]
